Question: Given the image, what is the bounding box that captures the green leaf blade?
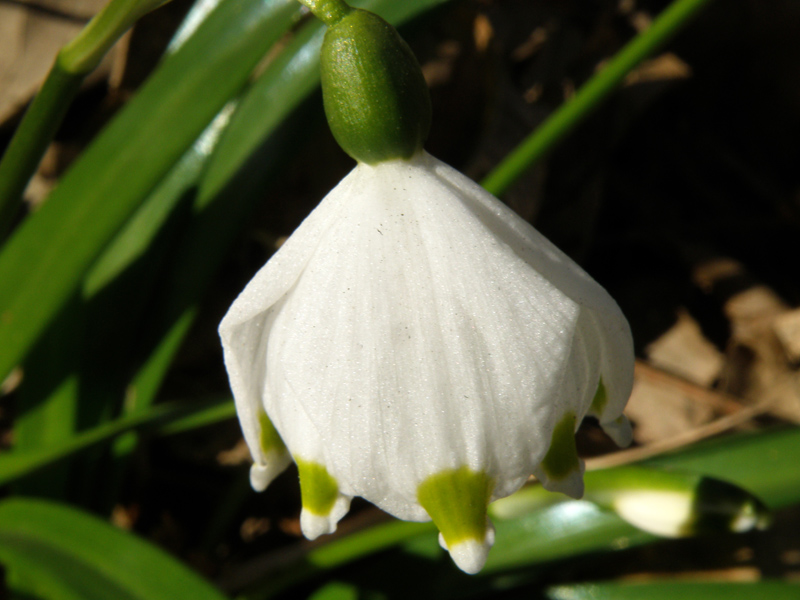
[0,498,230,600]
[0,396,234,487]
[547,581,800,600]
[0,0,301,383]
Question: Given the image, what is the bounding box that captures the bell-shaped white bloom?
[219,151,633,574]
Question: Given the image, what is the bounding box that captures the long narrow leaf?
[0,498,230,600]
[0,0,170,237]
[0,0,301,383]
[645,427,800,509]
[0,397,233,487]
[0,66,82,237]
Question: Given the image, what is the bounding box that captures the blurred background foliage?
[0,0,799,598]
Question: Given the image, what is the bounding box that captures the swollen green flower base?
[319,7,431,163]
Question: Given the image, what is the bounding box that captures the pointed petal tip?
[537,412,586,500]
[445,536,493,574]
[249,453,291,492]
[249,464,271,492]
[559,472,586,500]
[300,509,336,540]
[438,523,495,574]
[548,470,585,500]
[299,494,352,540]
[533,460,586,500]
[601,414,633,448]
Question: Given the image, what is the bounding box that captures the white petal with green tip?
[249,411,291,492]
[219,151,634,573]
[418,467,495,573]
[296,458,352,539]
[532,411,586,499]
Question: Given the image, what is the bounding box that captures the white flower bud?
[219,151,633,573]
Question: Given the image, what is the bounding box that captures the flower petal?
[531,411,585,499]
[270,380,353,537]
[249,411,292,491]
[588,378,633,447]
[219,167,358,485]
[296,457,352,539]
[262,153,605,519]
[437,526,495,575]
[432,151,634,429]
[417,467,494,572]
[220,150,635,570]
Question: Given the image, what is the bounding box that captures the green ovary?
[296,458,340,516]
[417,467,494,546]
[541,412,580,480]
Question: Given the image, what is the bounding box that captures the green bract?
[320,8,432,164]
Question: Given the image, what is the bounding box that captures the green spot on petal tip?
[541,412,581,482]
[249,412,291,492]
[589,378,608,414]
[258,411,287,456]
[296,458,340,516]
[417,467,494,547]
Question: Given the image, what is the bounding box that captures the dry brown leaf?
[645,308,724,387]
[695,257,800,423]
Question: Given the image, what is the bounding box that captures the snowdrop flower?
[219,0,633,574]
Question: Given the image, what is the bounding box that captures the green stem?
[481,0,714,196]
[60,0,169,73]
[0,61,82,238]
[296,0,352,25]
[0,0,169,240]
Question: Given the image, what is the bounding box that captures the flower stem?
[296,0,352,26]
[481,0,715,197]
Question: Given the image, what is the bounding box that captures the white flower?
[219,151,633,574]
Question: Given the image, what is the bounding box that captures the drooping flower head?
[219,0,634,574]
